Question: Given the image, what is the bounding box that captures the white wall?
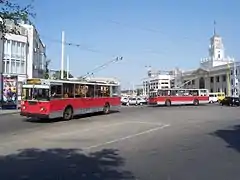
[0,32,3,103]
[0,32,3,73]
[21,24,46,79]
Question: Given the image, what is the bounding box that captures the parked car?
[220,96,240,106]
[121,97,129,105]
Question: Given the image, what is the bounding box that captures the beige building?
[142,28,239,97]
[177,31,239,96]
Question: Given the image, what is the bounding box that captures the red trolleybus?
[148,88,209,106]
[20,78,121,120]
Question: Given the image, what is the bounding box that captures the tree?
[52,70,74,80]
[0,0,35,34]
[136,88,143,96]
[44,59,51,79]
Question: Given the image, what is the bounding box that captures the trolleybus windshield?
[22,87,50,101]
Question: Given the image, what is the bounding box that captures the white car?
[128,97,147,106]
[121,97,129,105]
[209,93,218,103]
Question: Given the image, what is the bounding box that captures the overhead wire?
[39,19,213,80]
[80,56,123,78]
[39,35,123,78]
[39,35,104,54]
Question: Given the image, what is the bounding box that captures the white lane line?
[46,121,164,138]
[83,124,170,150]
[0,122,132,148]
[126,121,163,126]
[0,121,168,149]
[45,121,132,138]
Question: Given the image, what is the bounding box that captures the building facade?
[142,28,239,97]
[0,20,46,104]
[2,20,46,81]
[177,31,239,97]
[143,70,173,96]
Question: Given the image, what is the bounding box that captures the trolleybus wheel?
[63,106,73,120]
[103,103,110,114]
[165,100,171,107]
[193,99,199,106]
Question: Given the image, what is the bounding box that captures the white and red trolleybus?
[148,88,209,106]
[20,78,121,120]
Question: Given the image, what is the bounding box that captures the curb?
[0,111,20,116]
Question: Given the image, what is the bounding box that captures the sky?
[29,0,240,89]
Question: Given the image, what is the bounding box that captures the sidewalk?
[0,109,20,116]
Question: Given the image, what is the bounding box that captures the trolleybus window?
[86,85,94,97]
[149,91,157,98]
[63,83,74,98]
[112,86,120,97]
[50,85,62,98]
[22,88,50,101]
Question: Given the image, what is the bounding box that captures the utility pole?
[67,55,69,79]
[61,31,65,79]
[132,83,135,95]
[226,61,231,96]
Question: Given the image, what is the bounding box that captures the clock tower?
[208,21,225,61]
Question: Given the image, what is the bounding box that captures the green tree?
[0,0,35,34]
[44,59,51,79]
[52,70,74,80]
[136,88,143,96]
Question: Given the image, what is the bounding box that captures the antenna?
[213,20,216,36]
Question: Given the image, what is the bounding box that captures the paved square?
[1,104,240,179]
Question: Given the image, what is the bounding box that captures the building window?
[231,70,233,75]
[21,62,25,74]
[4,40,11,58]
[3,60,10,73]
[216,76,219,82]
[11,41,17,58]
[236,69,238,75]
[16,60,21,73]
[11,59,16,73]
[210,77,214,83]
[217,88,220,92]
[218,54,220,58]
[231,89,234,96]
[231,79,233,86]
[210,88,213,93]
[222,75,226,82]
[224,88,226,95]
[192,80,195,85]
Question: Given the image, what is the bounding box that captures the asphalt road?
[0,104,240,180]
[0,105,145,135]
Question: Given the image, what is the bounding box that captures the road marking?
[0,121,168,150]
[83,124,170,150]
[48,120,165,138]
[47,121,132,138]
[126,121,163,126]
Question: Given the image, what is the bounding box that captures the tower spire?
[214,20,216,36]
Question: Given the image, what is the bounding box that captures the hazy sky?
[32,0,239,88]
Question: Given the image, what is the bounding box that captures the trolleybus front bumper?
[20,112,49,119]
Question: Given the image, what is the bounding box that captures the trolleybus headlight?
[40,107,46,112]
